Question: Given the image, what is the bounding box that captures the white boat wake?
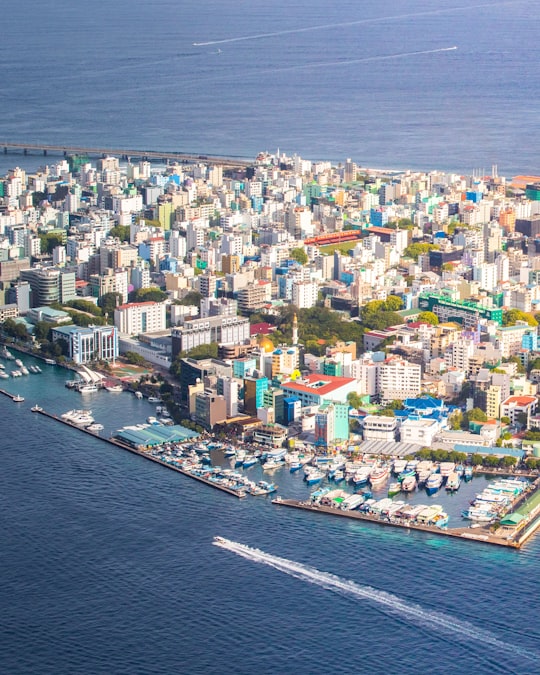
[266,47,457,74]
[193,1,521,46]
[213,537,538,662]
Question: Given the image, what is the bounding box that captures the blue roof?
[454,444,525,459]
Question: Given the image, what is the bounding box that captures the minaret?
[292,313,298,346]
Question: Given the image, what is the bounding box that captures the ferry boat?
[304,469,325,485]
[425,473,443,495]
[445,472,461,492]
[369,466,389,487]
[401,475,417,492]
[340,493,365,511]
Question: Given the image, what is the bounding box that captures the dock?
[33,408,245,498]
[271,498,527,549]
[0,388,23,402]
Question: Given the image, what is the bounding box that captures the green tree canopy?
[464,407,488,425]
[347,392,363,409]
[65,299,103,316]
[132,287,167,303]
[176,290,203,307]
[503,309,538,327]
[38,232,64,254]
[289,247,308,265]
[403,242,438,261]
[1,318,28,340]
[417,311,439,325]
[98,292,124,315]
[108,225,131,242]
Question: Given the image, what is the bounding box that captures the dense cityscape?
[1,150,540,546]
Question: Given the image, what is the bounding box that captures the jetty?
[32,408,245,498]
[272,484,540,549]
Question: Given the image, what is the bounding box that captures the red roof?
[250,322,276,336]
[502,395,537,406]
[282,373,355,396]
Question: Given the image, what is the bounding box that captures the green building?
[418,292,503,327]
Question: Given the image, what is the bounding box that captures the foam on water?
[214,537,539,663]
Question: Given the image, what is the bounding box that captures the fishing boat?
[304,469,325,485]
[289,462,303,473]
[242,455,259,468]
[397,468,416,482]
[425,473,443,496]
[333,470,345,482]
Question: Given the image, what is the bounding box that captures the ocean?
[2,1,540,672]
[0,0,539,176]
[0,356,539,674]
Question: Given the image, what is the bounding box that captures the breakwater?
[33,408,244,498]
[271,497,536,549]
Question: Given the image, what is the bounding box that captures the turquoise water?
[0,352,539,673]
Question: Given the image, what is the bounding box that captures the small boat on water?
[464,466,473,481]
[86,423,104,432]
[369,466,389,487]
[388,481,401,497]
[304,469,325,485]
[401,475,417,492]
[446,471,461,492]
[289,462,303,473]
[78,383,98,394]
[134,391,143,399]
[148,396,163,403]
[0,371,9,379]
[15,359,23,368]
[104,383,123,392]
[425,473,443,496]
[243,455,259,468]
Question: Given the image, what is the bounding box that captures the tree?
[108,225,130,242]
[38,232,64,254]
[98,292,124,315]
[403,242,438,261]
[65,300,103,316]
[465,408,488,425]
[503,309,538,327]
[417,311,439,326]
[1,318,28,340]
[347,392,363,409]
[471,453,485,466]
[448,410,463,430]
[290,247,308,265]
[33,321,55,341]
[501,416,511,425]
[177,291,203,307]
[132,287,167,303]
[124,351,147,365]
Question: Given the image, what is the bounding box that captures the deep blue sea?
[0,0,539,176]
[0,354,539,674]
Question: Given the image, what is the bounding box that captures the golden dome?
[257,335,275,353]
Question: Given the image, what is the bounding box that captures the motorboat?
[425,473,443,496]
[61,409,94,426]
[445,472,461,492]
[86,423,104,432]
[401,475,417,492]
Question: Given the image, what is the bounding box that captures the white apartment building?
[378,358,421,402]
[362,415,398,442]
[114,301,167,335]
[291,280,318,309]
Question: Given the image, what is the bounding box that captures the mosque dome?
[257,335,275,353]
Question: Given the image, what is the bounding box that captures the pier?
[0,388,23,402]
[33,408,245,498]
[0,141,252,167]
[271,498,532,549]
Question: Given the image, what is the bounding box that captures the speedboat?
[86,423,104,432]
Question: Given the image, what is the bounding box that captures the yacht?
[86,423,104,432]
[61,409,94,426]
[78,383,98,394]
